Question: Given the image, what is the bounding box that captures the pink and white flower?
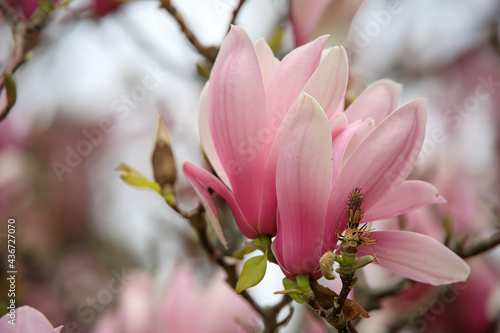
[271,90,469,285]
[290,0,366,47]
[183,26,348,244]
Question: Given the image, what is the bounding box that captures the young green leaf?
[233,246,258,260]
[283,278,305,304]
[235,254,267,294]
[233,239,262,259]
[116,162,161,192]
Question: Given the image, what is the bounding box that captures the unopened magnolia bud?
[354,255,374,270]
[152,116,177,192]
[320,252,337,280]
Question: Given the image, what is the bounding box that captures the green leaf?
[233,246,257,260]
[235,254,267,294]
[116,162,161,192]
[3,72,17,112]
[233,239,262,260]
[282,278,305,304]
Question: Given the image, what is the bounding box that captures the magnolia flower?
[92,268,258,333]
[0,306,63,333]
[290,0,332,46]
[272,90,469,285]
[291,0,365,47]
[183,26,348,243]
[160,266,258,332]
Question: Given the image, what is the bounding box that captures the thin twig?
[0,1,51,121]
[227,0,246,33]
[461,231,500,258]
[170,201,293,332]
[159,0,218,63]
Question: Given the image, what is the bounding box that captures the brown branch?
[0,1,51,121]
[332,275,354,316]
[159,0,218,64]
[169,201,292,332]
[227,0,246,33]
[460,231,500,258]
[0,1,19,22]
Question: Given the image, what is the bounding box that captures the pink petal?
[257,95,309,235]
[274,93,333,276]
[290,0,332,46]
[357,231,470,285]
[254,38,280,86]
[0,306,61,333]
[331,121,362,179]
[199,83,231,189]
[324,99,427,247]
[183,161,258,242]
[338,118,376,174]
[330,112,348,137]
[266,35,329,141]
[209,26,268,224]
[364,180,446,221]
[304,46,348,119]
[345,79,402,124]
[256,37,329,230]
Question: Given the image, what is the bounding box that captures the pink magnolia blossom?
[183,26,349,243]
[92,268,258,333]
[271,90,469,284]
[0,306,63,333]
[160,266,258,332]
[92,271,154,333]
[290,0,365,47]
[6,0,38,20]
[290,0,332,47]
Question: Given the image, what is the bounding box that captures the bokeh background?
[1,0,500,332]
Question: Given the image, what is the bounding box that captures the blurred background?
[1,0,500,332]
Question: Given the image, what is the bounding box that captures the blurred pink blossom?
[0,306,63,333]
[160,266,258,332]
[290,0,365,47]
[92,267,258,333]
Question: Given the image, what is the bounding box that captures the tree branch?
[168,201,292,332]
[460,231,500,258]
[227,0,246,33]
[159,0,218,64]
[0,1,52,121]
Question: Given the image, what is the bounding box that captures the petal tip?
[436,193,447,204]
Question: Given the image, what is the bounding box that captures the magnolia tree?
[1,0,500,332]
